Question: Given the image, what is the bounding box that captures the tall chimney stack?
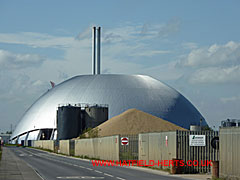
[92,27,96,75]
[96,27,101,74]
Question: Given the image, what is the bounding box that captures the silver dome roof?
[11,74,206,139]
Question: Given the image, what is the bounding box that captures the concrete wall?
[33,140,42,148]
[32,140,55,151]
[59,140,70,155]
[139,132,177,169]
[220,127,240,179]
[75,135,119,160]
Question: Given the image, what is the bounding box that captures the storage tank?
[57,105,82,140]
[190,125,201,131]
[84,105,108,129]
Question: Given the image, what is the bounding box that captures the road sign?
[121,137,129,145]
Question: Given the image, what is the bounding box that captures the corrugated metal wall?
[139,132,177,170]
[220,127,240,179]
[74,135,119,161]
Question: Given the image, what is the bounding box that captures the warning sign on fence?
[189,135,205,146]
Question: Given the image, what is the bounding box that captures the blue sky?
[0,0,240,132]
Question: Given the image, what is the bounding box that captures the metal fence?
[176,130,219,173]
[119,134,138,161]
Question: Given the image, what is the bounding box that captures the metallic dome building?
[11,74,207,141]
[11,27,207,142]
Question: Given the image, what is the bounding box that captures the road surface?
[10,147,187,180]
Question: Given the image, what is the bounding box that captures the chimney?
[96,27,101,74]
[92,27,96,75]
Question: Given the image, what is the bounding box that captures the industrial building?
[221,118,240,127]
[10,27,207,143]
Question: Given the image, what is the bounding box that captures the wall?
[32,140,55,151]
[75,135,119,160]
[59,140,70,155]
[220,127,240,180]
[139,132,177,169]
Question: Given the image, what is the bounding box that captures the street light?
[200,118,203,131]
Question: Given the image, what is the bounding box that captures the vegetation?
[5,144,18,147]
[119,151,135,160]
[201,125,214,131]
[73,155,100,160]
[79,127,100,139]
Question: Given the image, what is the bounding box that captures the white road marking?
[23,149,125,179]
[116,177,126,180]
[104,173,114,177]
[94,170,103,174]
[57,176,104,179]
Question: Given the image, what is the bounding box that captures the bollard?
[212,161,219,179]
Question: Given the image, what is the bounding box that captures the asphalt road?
[10,147,187,180]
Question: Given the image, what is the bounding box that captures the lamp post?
[200,118,203,131]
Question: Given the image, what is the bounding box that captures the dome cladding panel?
[11,74,207,139]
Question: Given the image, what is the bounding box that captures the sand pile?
[92,108,186,137]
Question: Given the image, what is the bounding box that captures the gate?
[176,130,219,173]
[119,134,138,161]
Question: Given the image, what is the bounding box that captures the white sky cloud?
[175,41,240,84]
[158,18,181,38]
[183,41,240,67]
[220,95,240,103]
[182,42,198,50]
[189,65,240,84]
[0,49,46,70]
[0,22,239,131]
[130,50,171,57]
[0,32,75,49]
